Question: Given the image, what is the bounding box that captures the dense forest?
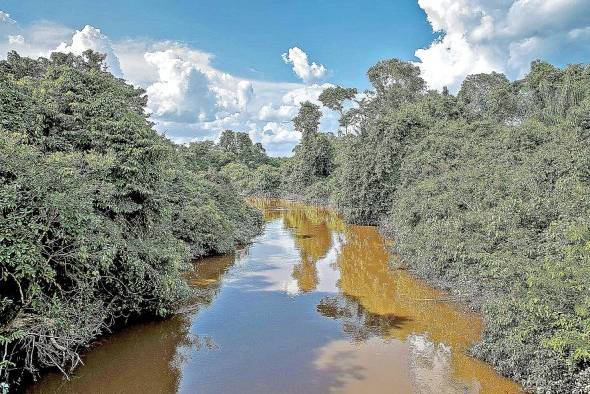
[1,48,589,394]
[0,51,263,390]
[221,60,590,393]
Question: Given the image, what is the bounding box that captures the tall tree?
[319,86,358,134]
[218,129,267,168]
[288,102,334,189]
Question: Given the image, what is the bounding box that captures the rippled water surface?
[30,200,521,394]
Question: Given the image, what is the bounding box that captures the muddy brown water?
[29,200,522,394]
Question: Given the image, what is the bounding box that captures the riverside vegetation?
[0,51,263,391]
[219,60,590,393]
[1,49,589,394]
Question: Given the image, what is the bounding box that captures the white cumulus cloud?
[7,34,24,45]
[251,122,301,145]
[258,103,298,122]
[144,46,218,122]
[282,47,328,83]
[55,25,122,76]
[282,83,332,106]
[416,0,590,92]
[137,43,335,153]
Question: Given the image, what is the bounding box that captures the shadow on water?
[29,199,522,394]
[317,294,413,341]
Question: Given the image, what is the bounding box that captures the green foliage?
[281,102,335,199]
[217,129,268,168]
[293,101,322,137]
[319,86,358,133]
[0,51,262,388]
[176,129,281,199]
[249,164,282,196]
[334,64,458,223]
[318,86,357,113]
[458,72,516,122]
[219,162,253,193]
[367,59,425,99]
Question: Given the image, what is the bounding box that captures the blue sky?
[0,0,434,88]
[1,1,589,155]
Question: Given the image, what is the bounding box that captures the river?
[29,200,521,394]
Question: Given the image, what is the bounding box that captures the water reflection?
[30,200,521,394]
[283,204,338,293]
[317,295,410,341]
[408,334,479,394]
[251,200,521,393]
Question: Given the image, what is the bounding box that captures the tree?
[319,86,358,135]
[250,165,282,196]
[293,101,321,137]
[458,72,516,122]
[367,59,425,97]
[218,129,267,168]
[293,102,334,180]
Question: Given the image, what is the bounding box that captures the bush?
[0,51,262,389]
